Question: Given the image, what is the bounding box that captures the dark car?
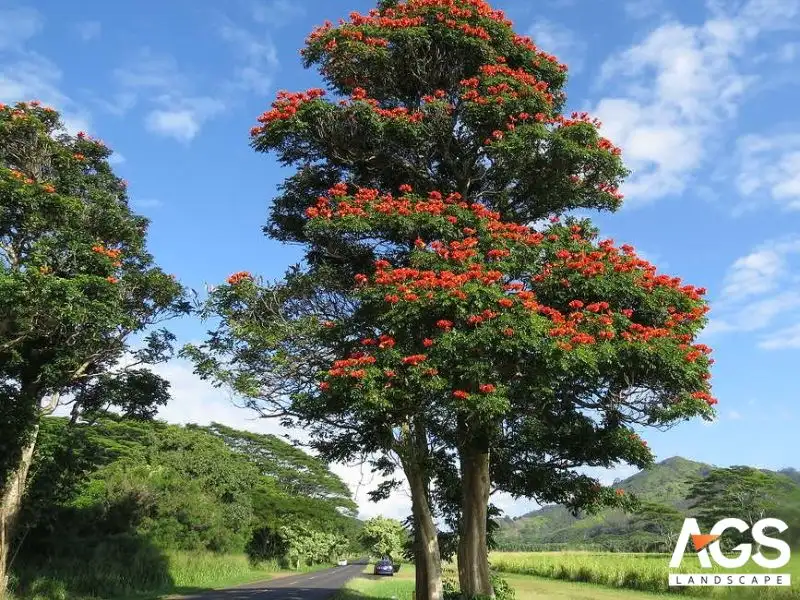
[373,559,394,576]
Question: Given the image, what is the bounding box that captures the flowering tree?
[0,101,187,592]
[187,1,715,598]
[304,186,715,593]
[190,184,715,597]
[360,516,407,561]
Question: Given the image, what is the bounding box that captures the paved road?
[179,562,369,600]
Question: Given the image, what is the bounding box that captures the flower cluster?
[346,88,426,122]
[305,0,565,73]
[310,183,715,406]
[462,62,553,105]
[434,13,491,40]
[227,271,254,285]
[331,27,390,48]
[0,100,57,116]
[328,353,378,379]
[5,168,36,186]
[250,88,327,136]
[92,244,123,267]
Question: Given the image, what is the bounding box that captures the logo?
[669,518,791,587]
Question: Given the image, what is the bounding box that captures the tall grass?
[490,551,800,599]
[9,549,320,600]
[164,551,282,589]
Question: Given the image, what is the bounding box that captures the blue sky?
[3,0,799,519]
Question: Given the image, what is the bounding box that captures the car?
[373,559,394,576]
[337,558,348,566]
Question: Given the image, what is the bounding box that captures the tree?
[631,502,684,552]
[293,194,714,597]
[202,423,357,515]
[0,100,188,593]
[277,522,347,568]
[186,1,716,598]
[687,467,798,550]
[360,516,407,561]
[15,416,362,589]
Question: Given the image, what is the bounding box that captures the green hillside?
[495,457,798,552]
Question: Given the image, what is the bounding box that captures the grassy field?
[489,551,800,598]
[336,563,674,600]
[8,550,327,600]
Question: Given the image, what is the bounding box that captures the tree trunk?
[397,419,442,600]
[414,525,430,600]
[407,465,443,600]
[457,448,493,599]
[0,423,39,596]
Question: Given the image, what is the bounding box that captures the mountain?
[494,457,797,552]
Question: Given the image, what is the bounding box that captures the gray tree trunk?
[0,424,39,597]
[407,465,443,600]
[398,420,442,600]
[457,448,493,599]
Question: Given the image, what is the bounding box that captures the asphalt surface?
[178,561,371,600]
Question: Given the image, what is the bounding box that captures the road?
[179,561,369,600]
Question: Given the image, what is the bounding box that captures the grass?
[489,551,800,598]
[163,551,325,590]
[336,555,800,600]
[8,550,330,600]
[335,563,673,600]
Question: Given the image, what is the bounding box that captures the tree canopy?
[186,1,717,598]
[0,100,189,593]
[359,516,407,561]
[19,416,361,567]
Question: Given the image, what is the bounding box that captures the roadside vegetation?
[490,552,800,598]
[336,563,676,600]
[6,416,361,599]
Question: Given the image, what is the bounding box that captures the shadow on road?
[176,563,368,600]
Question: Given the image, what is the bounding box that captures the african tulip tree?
[188,1,715,599]
[0,101,187,593]
[190,186,715,598]
[301,186,715,595]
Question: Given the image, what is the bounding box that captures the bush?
[439,573,515,600]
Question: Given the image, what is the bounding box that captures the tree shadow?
[10,506,175,599]
[171,564,370,599]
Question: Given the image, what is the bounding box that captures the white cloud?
[146,109,201,142]
[705,237,800,344]
[151,359,287,436]
[251,0,307,27]
[528,20,585,73]
[0,7,91,134]
[0,6,42,50]
[728,410,743,420]
[758,322,800,349]
[593,0,800,205]
[623,0,667,20]
[734,133,800,213]
[133,197,162,209]
[721,245,795,300]
[114,50,225,142]
[219,21,279,95]
[329,461,412,521]
[92,92,137,116]
[74,20,101,42]
[108,11,281,141]
[114,50,187,91]
[107,152,126,165]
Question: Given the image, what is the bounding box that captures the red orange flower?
[227,271,253,285]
